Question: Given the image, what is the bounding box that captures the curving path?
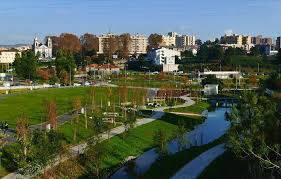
[3,95,194,179]
[171,144,226,179]
[111,107,230,179]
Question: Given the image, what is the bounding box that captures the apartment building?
[97,33,116,54]
[130,34,148,54]
[0,51,21,64]
[147,47,181,72]
[98,33,148,55]
[251,35,273,45]
[161,32,177,47]
[276,37,281,50]
[176,35,196,47]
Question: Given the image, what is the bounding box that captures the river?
[111,107,231,179]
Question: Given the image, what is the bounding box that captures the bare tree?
[16,115,29,156]
[45,99,58,130]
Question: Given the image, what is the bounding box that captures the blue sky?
[0,0,280,44]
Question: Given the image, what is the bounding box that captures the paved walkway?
[171,144,226,179]
[3,95,194,179]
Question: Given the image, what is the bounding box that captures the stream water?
[111,107,231,179]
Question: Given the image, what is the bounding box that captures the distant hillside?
[0,44,30,48]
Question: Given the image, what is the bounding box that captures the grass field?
[47,113,203,178]
[100,113,203,171]
[198,151,249,179]
[142,136,225,179]
[58,110,153,144]
[0,87,141,128]
[165,101,210,114]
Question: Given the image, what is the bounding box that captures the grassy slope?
[142,136,225,179]
[198,151,249,179]
[95,113,203,175]
[165,101,210,114]
[0,87,138,128]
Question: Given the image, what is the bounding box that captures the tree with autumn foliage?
[58,33,81,54]
[16,115,29,157]
[72,97,82,142]
[49,36,60,56]
[148,33,163,50]
[80,33,99,57]
[103,35,118,61]
[118,33,132,59]
[45,99,58,130]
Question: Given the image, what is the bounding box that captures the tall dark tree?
[13,50,38,80]
[54,50,76,85]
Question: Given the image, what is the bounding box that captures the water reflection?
[111,107,231,179]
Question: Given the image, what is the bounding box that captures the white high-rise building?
[148,47,181,72]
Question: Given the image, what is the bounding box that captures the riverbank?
[40,113,203,178]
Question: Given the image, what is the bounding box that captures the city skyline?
[0,0,281,44]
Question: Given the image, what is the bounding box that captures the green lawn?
[0,87,140,128]
[142,136,225,179]
[165,101,210,114]
[58,110,153,144]
[59,113,202,178]
[98,113,203,174]
[198,151,249,179]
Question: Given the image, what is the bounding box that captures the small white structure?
[200,71,241,79]
[204,84,219,96]
[148,47,181,72]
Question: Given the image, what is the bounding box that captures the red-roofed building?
[86,64,120,75]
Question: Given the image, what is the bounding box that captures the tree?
[153,129,168,158]
[45,99,58,130]
[148,33,163,50]
[227,92,281,177]
[72,97,82,142]
[175,120,188,151]
[55,50,76,85]
[58,33,81,53]
[103,35,118,61]
[13,50,38,80]
[250,46,262,56]
[84,142,107,178]
[277,49,281,64]
[49,36,60,56]
[80,33,99,57]
[16,115,29,156]
[118,33,132,59]
[195,39,202,46]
